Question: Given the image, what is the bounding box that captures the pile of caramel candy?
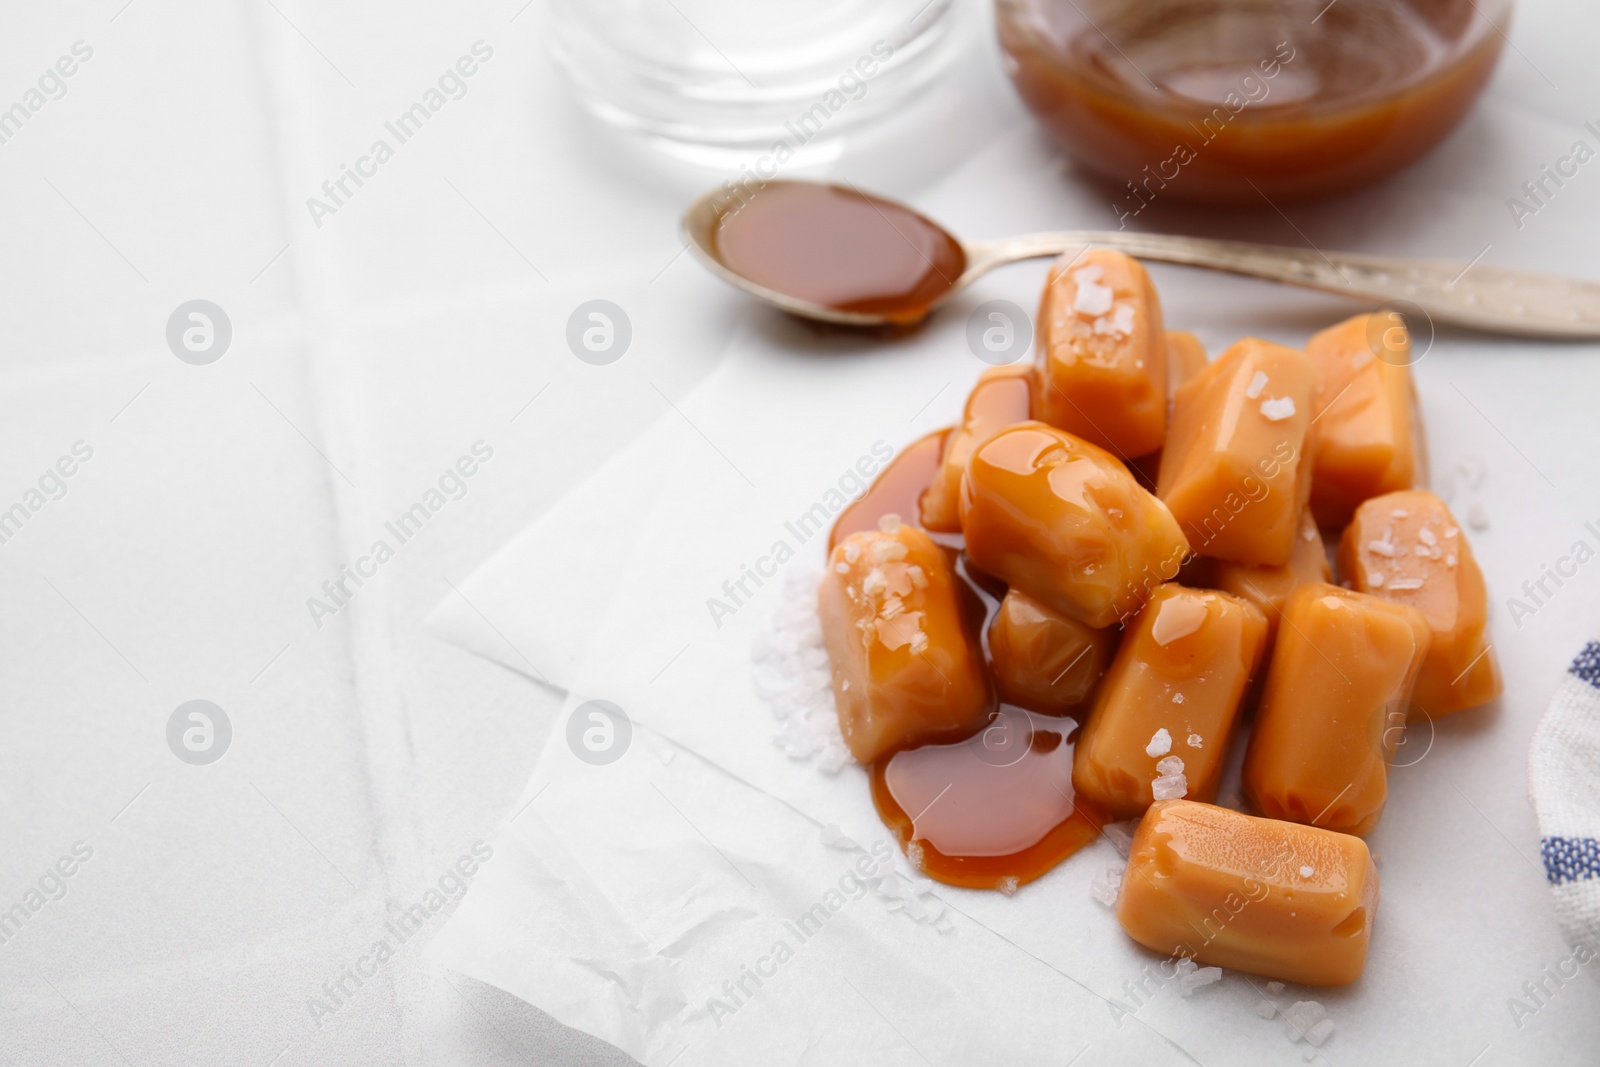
[818,249,1499,986]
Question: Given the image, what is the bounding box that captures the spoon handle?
[968,231,1600,339]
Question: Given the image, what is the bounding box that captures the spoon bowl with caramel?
[683,179,1600,338]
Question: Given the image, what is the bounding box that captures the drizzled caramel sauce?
[872,708,1107,890]
[710,182,967,323]
[828,429,949,552]
[832,424,1110,888]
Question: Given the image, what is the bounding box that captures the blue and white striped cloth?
[1530,642,1600,980]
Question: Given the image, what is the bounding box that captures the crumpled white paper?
[427,119,1600,1063]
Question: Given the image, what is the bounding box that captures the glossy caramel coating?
[1074,585,1267,818]
[829,430,946,551]
[1035,249,1167,457]
[1243,583,1430,836]
[1158,337,1319,567]
[1338,490,1500,717]
[921,364,1035,532]
[988,589,1118,715]
[1305,314,1420,527]
[961,422,1190,628]
[1117,800,1379,987]
[819,520,989,763]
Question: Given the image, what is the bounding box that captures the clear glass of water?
[548,0,959,166]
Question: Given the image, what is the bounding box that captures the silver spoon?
[683,181,1600,339]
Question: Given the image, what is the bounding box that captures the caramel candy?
[920,364,1034,532]
[961,422,1190,628]
[1165,330,1209,395]
[820,519,989,763]
[1243,583,1430,836]
[988,590,1118,715]
[1035,249,1167,457]
[1338,490,1501,716]
[1305,314,1420,527]
[1074,585,1267,818]
[1206,510,1331,645]
[1117,800,1379,987]
[1157,338,1318,567]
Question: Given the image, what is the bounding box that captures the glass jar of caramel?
[995,0,1509,204]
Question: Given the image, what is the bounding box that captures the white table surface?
[1,1,1595,1064]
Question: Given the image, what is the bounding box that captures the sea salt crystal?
[1173,692,1185,704]
[1445,525,1459,538]
[1369,572,1386,588]
[1305,1018,1335,1047]
[1468,503,1490,531]
[1418,526,1437,546]
[1188,733,1204,748]
[1157,755,1185,776]
[1095,303,1138,336]
[877,512,902,533]
[862,568,888,597]
[871,539,908,563]
[1366,539,1396,558]
[1074,279,1115,317]
[1414,545,1431,556]
[1299,865,1315,878]
[757,568,854,774]
[1260,396,1296,421]
[1302,524,1317,541]
[1072,264,1104,284]
[1446,554,1457,566]
[1152,773,1188,800]
[1266,981,1285,995]
[1245,371,1270,398]
[820,824,859,850]
[1283,1001,1327,1042]
[1179,966,1223,996]
[997,876,1020,896]
[834,562,850,573]
[1146,728,1172,757]
[1103,821,1137,856]
[1257,1000,1278,1019]
[1091,863,1124,907]
[1111,304,1136,334]
[1391,508,1409,519]
[1388,577,1424,590]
